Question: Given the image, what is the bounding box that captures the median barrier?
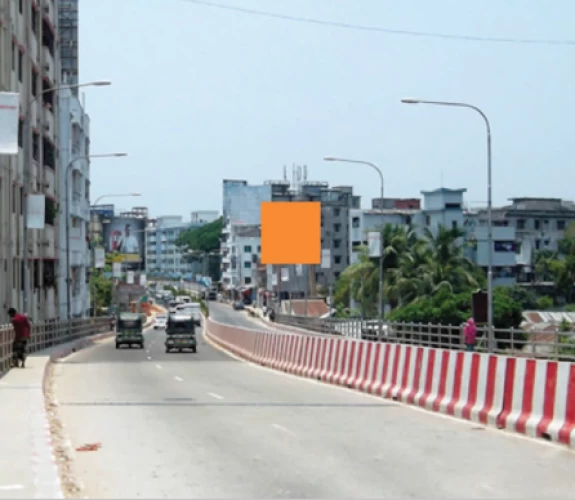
[206,317,575,449]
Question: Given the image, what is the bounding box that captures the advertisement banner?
[102,216,146,271]
[271,274,278,286]
[321,249,331,269]
[112,262,122,278]
[94,247,105,268]
[295,264,303,277]
[280,268,289,282]
[126,271,135,284]
[139,273,147,286]
[27,194,46,229]
[368,232,381,258]
[0,92,19,155]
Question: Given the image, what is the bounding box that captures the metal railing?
[0,317,110,374]
[275,314,575,362]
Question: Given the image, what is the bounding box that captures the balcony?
[43,108,55,141]
[40,226,56,259]
[70,250,86,267]
[30,33,38,63]
[43,168,55,198]
[42,47,55,82]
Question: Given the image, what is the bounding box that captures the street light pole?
[65,153,127,320]
[324,156,385,336]
[21,80,111,316]
[401,98,494,350]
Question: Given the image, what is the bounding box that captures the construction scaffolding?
[58,0,79,92]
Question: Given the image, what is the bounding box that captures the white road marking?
[0,485,25,491]
[147,356,152,360]
[208,392,224,400]
[155,364,162,369]
[175,376,183,382]
[272,423,296,436]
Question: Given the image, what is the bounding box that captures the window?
[244,261,251,269]
[517,219,525,230]
[352,217,360,228]
[334,256,341,265]
[244,277,252,285]
[333,239,341,249]
[333,208,341,217]
[334,223,341,233]
[494,241,516,253]
[18,50,23,82]
[452,221,457,230]
[557,220,566,231]
[257,245,261,252]
[405,216,411,225]
[18,119,23,148]
[426,215,431,226]
[534,220,541,230]
[244,245,252,253]
[11,42,15,70]
[45,197,56,226]
[445,202,461,209]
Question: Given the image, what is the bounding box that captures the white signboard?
[94,247,105,269]
[271,274,278,286]
[27,194,45,229]
[281,268,289,282]
[368,231,381,258]
[0,92,19,155]
[112,262,122,278]
[139,273,147,286]
[321,249,331,269]
[126,271,135,284]
[295,264,303,277]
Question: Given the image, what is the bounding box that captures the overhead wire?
[181,0,575,47]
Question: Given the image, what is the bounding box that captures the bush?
[536,296,554,310]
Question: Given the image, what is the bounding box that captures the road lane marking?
[175,376,183,382]
[272,423,296,436]
[147,356,152,360]
[155,364,162,369]
[0,485,25,491]
[208,392,224,400]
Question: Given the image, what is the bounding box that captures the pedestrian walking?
[8,307,31,368]
[464,317,477,352]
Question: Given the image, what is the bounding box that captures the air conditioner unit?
[43,123,50,131]
[44,64,50,72]
[43,5,50,14]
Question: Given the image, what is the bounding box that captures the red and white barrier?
[206,318,575,449]
[497,358,575,446]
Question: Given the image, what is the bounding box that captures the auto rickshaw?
[165,313,197,353]
[115,312,144,349]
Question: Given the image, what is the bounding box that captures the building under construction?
[58,0,79,90]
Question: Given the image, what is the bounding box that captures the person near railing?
[8,307,31,368]
[464,317,477,352]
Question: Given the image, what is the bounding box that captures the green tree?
[176,217,224,253]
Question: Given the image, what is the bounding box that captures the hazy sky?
[80,0,574,218]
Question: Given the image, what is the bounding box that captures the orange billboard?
[260,201,321,265]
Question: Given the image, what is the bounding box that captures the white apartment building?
[191,210,218,224]
[221,223,260,290]
[57,87,90,318]
[145,216,208,277]
[0,0,61,323]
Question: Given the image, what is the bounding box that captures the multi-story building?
[190,210,219,224]
[349,188,466,266]
[145,215,211,277]
[0,0,60,323]
[466,197,575,285]
[221,224,260,290]
[57,87,91,318]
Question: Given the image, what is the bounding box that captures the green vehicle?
[165,313,197,353]
[115,312,144,349]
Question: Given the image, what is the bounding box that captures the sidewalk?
[0,328,122,499]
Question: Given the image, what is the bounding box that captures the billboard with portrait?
[102,216,146,270]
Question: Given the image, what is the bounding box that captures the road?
[208,302,269,330]
[51,324,575,499]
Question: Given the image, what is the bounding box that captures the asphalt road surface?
[208,302,271,330]
[52,326,575,499]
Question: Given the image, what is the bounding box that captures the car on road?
[154,315,167,329]
[165,313,197,353]
[233,301,245,310]
[175,303,202,326]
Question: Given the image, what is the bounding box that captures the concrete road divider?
[206,317,575,450]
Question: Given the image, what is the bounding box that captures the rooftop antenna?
[440,170,444,188]
[303,164,308,181]
[283,165,287,181]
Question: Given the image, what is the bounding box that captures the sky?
[79,0,575,218]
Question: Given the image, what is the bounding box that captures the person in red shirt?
[8,307,31,368]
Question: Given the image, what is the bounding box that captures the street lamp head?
[401,97,421,104]
[131,193,142,197]
[113,153,128,157]
[323,156,338,162]
[90,80,112,86]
